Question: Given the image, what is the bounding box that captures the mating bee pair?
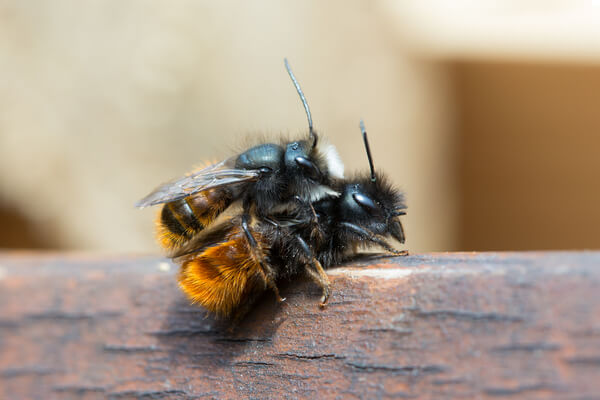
[136,60,407,320]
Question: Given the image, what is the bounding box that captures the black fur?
[234,132,332,219]
[254,171,407,283]
[305,172,406,268]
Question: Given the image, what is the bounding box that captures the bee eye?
[295,156,321,181]
[352,193,381,215]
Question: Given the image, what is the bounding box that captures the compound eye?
[258,167,273,174]
[352,193,381,215]
[295,156,321,181]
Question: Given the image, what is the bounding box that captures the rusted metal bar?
[0,252,599,399]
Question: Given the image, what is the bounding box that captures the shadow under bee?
[151,284,299,367]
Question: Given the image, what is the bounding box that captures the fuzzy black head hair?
[335,172,405,244]
[333,120,407,243]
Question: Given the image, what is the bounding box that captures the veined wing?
[135,158,260,208]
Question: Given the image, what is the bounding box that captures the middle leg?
[296,235,330,306]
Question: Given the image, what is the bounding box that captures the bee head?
[339,174,406,243]
[283,58,344,199]
[283,132,343,177]
[337,120,406,243]
[285,139,321,182]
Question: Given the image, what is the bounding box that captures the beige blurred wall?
[0,1,457,252]
[454,61,600,251]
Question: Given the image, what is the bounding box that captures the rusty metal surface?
[0,251,599,399]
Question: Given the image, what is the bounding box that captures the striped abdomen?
[156,188,233,250]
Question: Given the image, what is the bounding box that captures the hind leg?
[241,214,285,302]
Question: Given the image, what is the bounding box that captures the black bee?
[136,59,344,257]
[267,120,407,302]
[175,121,407,319]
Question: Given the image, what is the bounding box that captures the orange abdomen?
[177,226,267,317]
[156,188,233,250]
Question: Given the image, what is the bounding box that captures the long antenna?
[284,58,315,144]
[360,120,376,182]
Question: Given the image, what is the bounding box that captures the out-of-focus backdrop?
[1,1,600,253]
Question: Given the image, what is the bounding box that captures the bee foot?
[319,293,329,308]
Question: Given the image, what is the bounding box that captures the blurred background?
[1,1,599,253]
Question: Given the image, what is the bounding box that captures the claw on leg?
[304,258,330,307]
[270,283,286,303]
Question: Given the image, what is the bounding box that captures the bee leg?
[293,196,323,243]
[241,214,285,303]
[293,196,318,224]
[339,222,408,256]
[296,235,330,307]
[304,263,330,307]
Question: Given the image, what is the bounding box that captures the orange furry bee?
[137,60,345,317]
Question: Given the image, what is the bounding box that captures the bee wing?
[135,158,260,208]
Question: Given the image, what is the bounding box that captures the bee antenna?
[360,120,376,183]
[284,58,316,147]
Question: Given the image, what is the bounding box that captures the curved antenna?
[284,58,316,147]
[360,120,376,182]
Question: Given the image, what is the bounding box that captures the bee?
[289,120,407,269]
[137,59,344,301]
[176,121,407,320]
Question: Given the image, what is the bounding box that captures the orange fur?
[177,226,267,317]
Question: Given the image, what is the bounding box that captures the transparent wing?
[135,158,260,208]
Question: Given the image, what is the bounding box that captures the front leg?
[293,195,324,244]
[339,222,408,256]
